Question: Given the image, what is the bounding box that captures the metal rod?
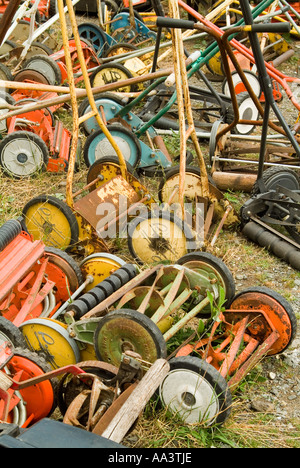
[51,275,94,320]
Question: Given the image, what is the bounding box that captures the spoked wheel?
[22,195,79,250]
[159,356,232,426]
[78,23,108,57]
[127,210,194,265]
[20,318,81,369]
[4,347,57,426]
[83,124,142,169]
[22,55,62,85]
[176,251,236,306]
[228,286,297,355]
[57,360,119,417]
[93,308,167,367]
[0,316,28,349]
[80,252,126,291]
[90,63,136,92]
[0,131,49,179]
[86,155,136,188]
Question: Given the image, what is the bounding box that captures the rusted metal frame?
[210,204,232,247]
[171,0,211,206]
[12,257,50,327]
[219,316,249,378]
[57,0,79,208]
[0,374,20,422]
[228,330,279,392]
[63,389,91,428]
[92,382,138,436]
[10,364,86,391]
[97,195,151,237]
[63,377,112,430]
[169,0,188,212]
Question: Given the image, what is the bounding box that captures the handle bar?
[156,16,291,34]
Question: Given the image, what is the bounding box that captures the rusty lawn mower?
[19,250,294,427]
[0,333,169,443]
[0,218,88,332]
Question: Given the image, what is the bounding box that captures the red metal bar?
[12,258,49,327]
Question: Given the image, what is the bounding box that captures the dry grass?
[0,165,88,225]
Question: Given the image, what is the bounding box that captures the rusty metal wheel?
[228,286,297,355]
[93,309,167,367]
[57,360,119,417]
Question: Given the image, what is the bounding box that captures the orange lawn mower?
[13,38,102,87]
[0,93,75,177]
[0,218,87,331]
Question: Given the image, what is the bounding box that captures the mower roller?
[19,261,140,367]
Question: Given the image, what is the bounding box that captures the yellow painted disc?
[80,253,126,291]
[86,159,127,189]
[79,343,98,361]
[128,213,191,264]
[159,172,203,204]
[20,318,80,370]
[91,65,133,92]
[22,196,78,250]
